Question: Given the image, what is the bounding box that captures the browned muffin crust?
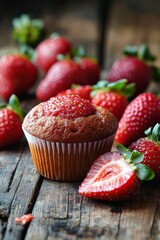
[23,103,118,143]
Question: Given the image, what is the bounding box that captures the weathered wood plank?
[2,145,42,240]
[105,0,160,70]
[0,0,100,59]
[116,183,160,240]
[24,180,121,240]
[1,1,160,240]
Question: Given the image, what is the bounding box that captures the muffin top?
[23,95,118,143]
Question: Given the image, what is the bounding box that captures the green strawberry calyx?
[72,46,86,59]
[72,46,98,63]
[91,79,136,98]
[12,14,45,47]
[19,44,36,61]
[0,94,26,121]
[117,144,155,181]
[123,44,156,62]
[145,123,160,142]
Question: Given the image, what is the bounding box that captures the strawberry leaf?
[123,45,138,57]
[130,150,144,164]
[8,94,26,120]
[117,144,132,159]
[72,46,86,58]
[152,123,160,142]
[50,32,60,39]
[138,44,156,62]
[105,79,127,91]
[136,163,155,181]
[145,123,160,142]
[124,44,156,62]
[144,127,152,137]
[122,82,136,98]
[19,44,36,60]
[0,104,7,109]
[91,79,135,99]
[57,53,71,61]
[12,14,45,47]
[151,66,160,82]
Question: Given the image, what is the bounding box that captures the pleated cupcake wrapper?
[23,128,115,181]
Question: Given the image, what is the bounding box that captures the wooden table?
[1,1,160,239]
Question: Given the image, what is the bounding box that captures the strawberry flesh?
[43,95,96,119]
[79,152,140,201]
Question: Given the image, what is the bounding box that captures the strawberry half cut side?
[79,146,154,201]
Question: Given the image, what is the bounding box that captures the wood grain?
[1,1,160,239]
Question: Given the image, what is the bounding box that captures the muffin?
[22,95,118,181]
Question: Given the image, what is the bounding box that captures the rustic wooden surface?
[1,0,160,239]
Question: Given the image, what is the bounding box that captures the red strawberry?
[91,79,135,121]
[57,85,92,101]
[36,60,84,102]
[130,123,160,180]
[77,58,100,85]
[43,95,96,119]
[0,54,38,100]
[79,146,154,201]
[0,94,26,149]
[115,92,160,146]
[36,35,72,72]
[108,44,156,96]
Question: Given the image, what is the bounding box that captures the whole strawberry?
[77,58,100,85]
[36,34,72,72]
[0,94,26,149]
[79,145,154,201]
[57,84,92,101]
[108,44,156,96]
[130,123,160,180]
[0,54,38,100]
[91,79,135,121]
[36,59,84,101]
[115,92,160,146]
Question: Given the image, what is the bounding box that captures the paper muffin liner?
[23,128,115,181]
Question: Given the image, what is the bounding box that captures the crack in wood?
[115,210,122,240]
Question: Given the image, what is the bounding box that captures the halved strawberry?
[79,146,154,201]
